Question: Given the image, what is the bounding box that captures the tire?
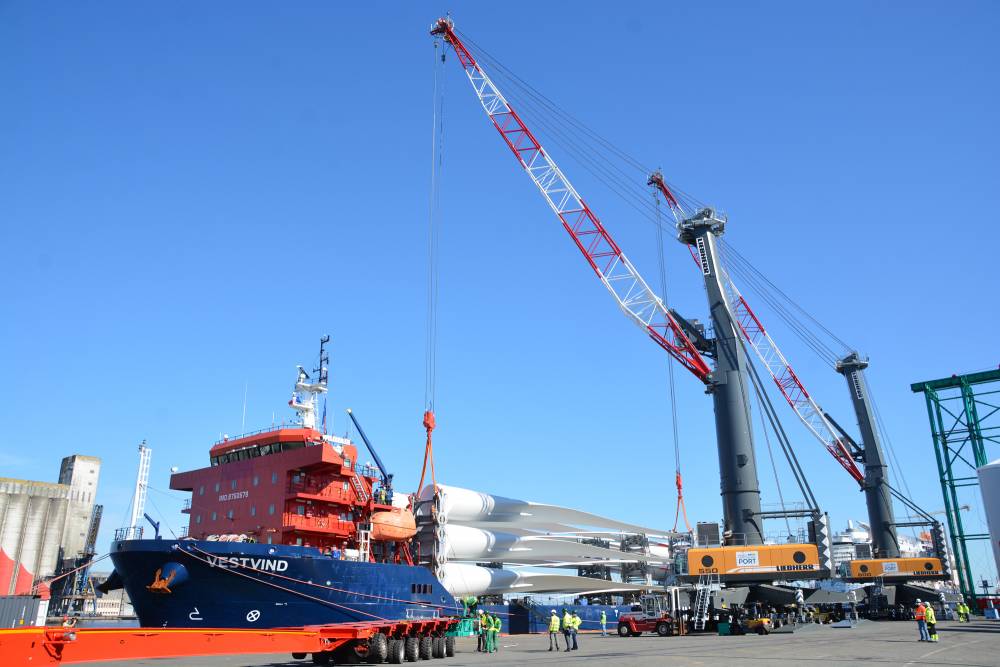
[419,635,433,660]
[445,636,455,657]
[617,624,631,637]
[432,636,445,659]
[404,637,419,662]
[656,622,671,637]
[368,632,388,663]
[292,653,307,660]
[311,653,331,665]
[387,639,405,664]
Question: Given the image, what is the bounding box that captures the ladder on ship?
[351,473,369,504]
[693,573,720,631]
[356,525,372,563]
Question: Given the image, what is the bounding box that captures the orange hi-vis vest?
[914,604,926,620]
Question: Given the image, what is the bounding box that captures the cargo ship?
[103,340,457,628]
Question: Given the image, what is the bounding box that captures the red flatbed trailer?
[3,617,459,666]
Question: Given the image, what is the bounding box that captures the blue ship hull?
[111,539,457,628]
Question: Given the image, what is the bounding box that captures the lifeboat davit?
[370,507,417,541]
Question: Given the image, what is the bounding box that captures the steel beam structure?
[837,353,900,557]
[677,210,763,546]
[911,368,1000,605]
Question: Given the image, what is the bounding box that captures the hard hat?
[915,599,922,603]
[551,609,557,614]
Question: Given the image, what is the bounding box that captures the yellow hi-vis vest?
[549,615,560,632]
[925,605,937,624]
[572,615,582,630]
[562,612,572,630]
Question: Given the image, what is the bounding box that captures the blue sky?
[2,2,997,583]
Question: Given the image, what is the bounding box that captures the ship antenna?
[315,334,330,387]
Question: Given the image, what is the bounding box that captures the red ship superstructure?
[169,339,413,563]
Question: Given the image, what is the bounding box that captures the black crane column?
[678,210,763,546]
[836,352,900,558]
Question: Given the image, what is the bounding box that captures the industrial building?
[0,455,101,595]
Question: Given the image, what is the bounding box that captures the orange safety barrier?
[3,618,457,666]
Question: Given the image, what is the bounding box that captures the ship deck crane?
[346,408,393,490]
[432,16,830,583]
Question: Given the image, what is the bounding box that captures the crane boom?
[647,174,864,486]
[431,18,710,383]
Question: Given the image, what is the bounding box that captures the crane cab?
[841,557,947,582]
[682,543,828,583]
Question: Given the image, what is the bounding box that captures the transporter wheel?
[432,636,445,658]
[757,625,770,636]
[292,653,307,660]
[419,635,433,660]
[311,653,331,665]
[387,638,405,664]
[656,622,671,637]
[368,632,388,663]
[618,623,631,637]
[445,635,455,657]
[404,636,419,662]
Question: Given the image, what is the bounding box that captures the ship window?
[296,538,303,546]
[198,486,204,496]
[285,442,304,452]
[266,535,273,544]
[214,482,220,493]
[211,511,217,521]
[220,454,230,464]
[343,481,349,491]
[344,457,352,468]
[211,457,218,466]
[227,510,234,520]
[297,505,305,516]
[195,514,202,524]
[231,479,238,490]
[272,472,278,484]
[250,505,256,517]
[269,504,275,515]
[252,475,259,486]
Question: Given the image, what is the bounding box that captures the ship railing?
[212,422,304,446]
[178,525,189,538]
[284,514,353,533]
[181,498,191,510]
[286,482,351,502]
[114,527,143,541]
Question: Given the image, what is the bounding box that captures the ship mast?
[288,336,330,430]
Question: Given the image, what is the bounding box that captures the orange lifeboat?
[370,507,417,541]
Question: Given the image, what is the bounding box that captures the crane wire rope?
[751,379,794,538]
[455,32,707,221]
[743,348,820,513]
[419,38,446,496]
[653,188,690,533]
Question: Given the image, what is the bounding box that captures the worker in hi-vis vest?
[914,600,930,642]
[924,603,938,642]
[569,612,581,650]
[562,609,573,651]
[601,610,607,636]
[477,610,487,652]
[548,609,561,651]
[491,613,501,653]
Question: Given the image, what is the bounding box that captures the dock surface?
[85,619,998,666]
